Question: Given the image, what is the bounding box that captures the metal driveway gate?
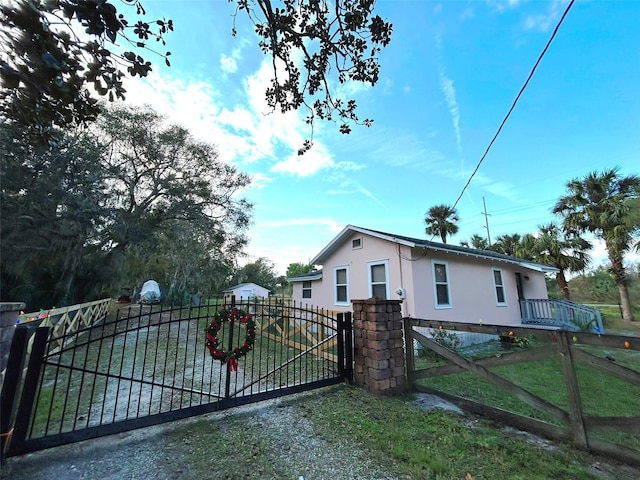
[2,300,352,457]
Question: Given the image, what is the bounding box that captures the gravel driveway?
[2,390,397,480]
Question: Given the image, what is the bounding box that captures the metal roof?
[223,282,270,292]
[286,270,323,282]
[310,225,559,273]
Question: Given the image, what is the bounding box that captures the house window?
[368,260,389,299]
[334,266,349,305]
[432,260,451,308]
[302,281,312,299]
[493,268,507,305]
[352,238,362,249]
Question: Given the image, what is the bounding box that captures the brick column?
[351,298,406,395]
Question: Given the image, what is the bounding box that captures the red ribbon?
[228,356,238,372]
[207,346,225,359]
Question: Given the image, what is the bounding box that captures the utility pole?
[482,196,491,245]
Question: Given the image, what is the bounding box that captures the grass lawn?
[156,384,635,480]
[591,304,640,335]
[263,385,638,479]
[411,318,640,466]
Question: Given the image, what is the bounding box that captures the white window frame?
[367,260,390,299]
[492,268,507,306]
[302,280,312,299]
[431,260,452,309]
[352,237,363,249]
[334,265,350,306]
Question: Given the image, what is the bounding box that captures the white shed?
[223,283,270,304]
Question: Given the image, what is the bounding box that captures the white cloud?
[250,172,273,189]
[220,54,238,73]
[336,78,371,99]
[470,172,520,202]
[486,0,521,13]
[271,145,335,176]
[439,71,463,158]
[461,7,475,20]
[328,178,385,207]
[335,161,366,171]
[524,0,565,32]
[121,55,340,177]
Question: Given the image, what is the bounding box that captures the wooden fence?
[250,301,341,363]
[404,318,640,466]
[18,298,112,355]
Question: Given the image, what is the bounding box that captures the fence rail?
[405,318,640,466]
[251,301,341,362]
[18,298,112,355]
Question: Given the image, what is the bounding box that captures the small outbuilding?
[223,282,270,304]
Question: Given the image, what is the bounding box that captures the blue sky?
[120,0,639,274]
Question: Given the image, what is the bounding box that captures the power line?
[450,0,575,212]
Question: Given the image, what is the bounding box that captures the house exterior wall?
[297,231,409,311]
[291,230,552,327]
[224,283,270,303]
[409,252,548,325]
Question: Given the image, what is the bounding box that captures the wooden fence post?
[557,330,589,449]
[403,317,415,391]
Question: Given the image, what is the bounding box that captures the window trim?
[352,237,362,249]
[492,267,507,306]
[302,280,312,299]
[431,260,452,309]
[367,259,390,299]
[334,265,350,306]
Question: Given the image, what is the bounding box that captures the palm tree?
[460,234,489,250]
[553,168,640,321]
[424,204,459,244]
[533,222,592,300]
[489,233,522,257]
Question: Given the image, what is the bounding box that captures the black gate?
[1,299,352,457]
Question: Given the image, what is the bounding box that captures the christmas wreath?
[205,308,256,371]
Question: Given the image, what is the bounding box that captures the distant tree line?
[547,265,640,310]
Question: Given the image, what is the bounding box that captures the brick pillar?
[351,298,406,395]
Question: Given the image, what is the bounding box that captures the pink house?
[289,225,559,327]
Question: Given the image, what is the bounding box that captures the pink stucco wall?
[291,231,551,326]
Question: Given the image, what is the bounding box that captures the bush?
[418,328,461,361]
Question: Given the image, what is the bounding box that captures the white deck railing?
[520,299,604,333]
